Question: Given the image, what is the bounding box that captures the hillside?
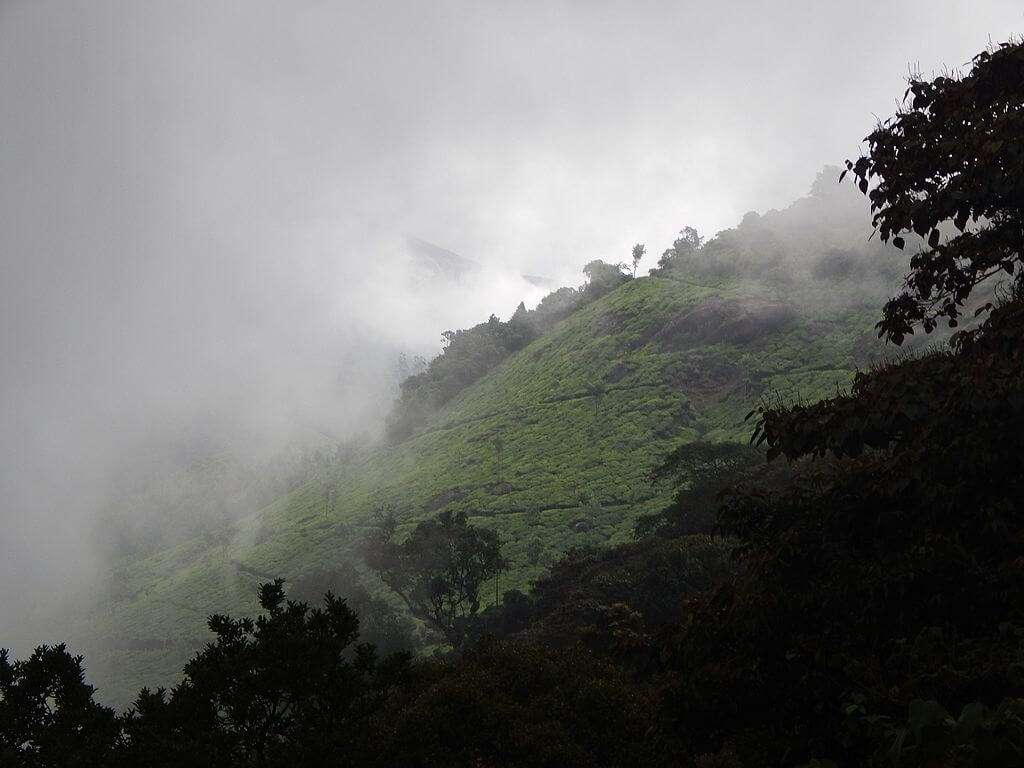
[74,176,899,705]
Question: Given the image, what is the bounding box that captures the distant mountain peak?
[405,236,479,281]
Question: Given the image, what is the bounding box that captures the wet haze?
[1,1,1021,636]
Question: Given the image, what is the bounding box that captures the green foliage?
[582,259,631,296]
[13,38,1024,763]
[751,279,1024,463]
[654,226,705,273]
[386,313,538,441]
[364,511,508,647]
[843,39,1024,342]
[631,243,646,277]
[96,443,349,564]
[388,259,638,442]
[10,240,1024,767]
[388,257,641,444]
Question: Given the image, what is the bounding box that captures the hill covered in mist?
[70,170,914,704]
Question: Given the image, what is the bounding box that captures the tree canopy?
[364,510,507,647]
[844,39,1024,343]
[118,580,410,767]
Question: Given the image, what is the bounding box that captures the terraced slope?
[76,266,882,704]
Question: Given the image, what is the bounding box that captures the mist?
[2,0,1021,644]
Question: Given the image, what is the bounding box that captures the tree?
[289,564,418,655]
[364,510,507,647]
[634,440,761,537]
[679,286,1024,766]
[655,227,704,272]
[630,243,646,277]
[0,645,119,767]
[843,39,1024,343]
[366,639,671,768]
[119,580,410,767]
[582,259,630,297]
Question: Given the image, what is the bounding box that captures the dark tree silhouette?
[0,645,119,767]
[118,580,409,767]
[843,39,1024,343]
[634,440,761,537]
[289,564,418,655]
[364,510,507,647]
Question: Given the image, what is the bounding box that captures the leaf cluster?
[843,39,1024,342]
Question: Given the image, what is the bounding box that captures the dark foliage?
[363,639,672,768]
[474,536,736,671]
[7,289,1024,768]
[843,39,1024,343]
[289,564,418,655]
[635,440,762,537]
[117,580,410,768]
[364,510,507,647]
[0,646,119,767]
[663,283,1024,766]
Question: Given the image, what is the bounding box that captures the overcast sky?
[1,0,1022,633]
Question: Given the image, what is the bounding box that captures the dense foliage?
[9,285,1022,764]
[288,563,418,655]
[116,581,410,767]
[473,534,737,666]
[0,645,119,767]
[634,440,762,537]
[364,510,508,647]
[843,39,1024,343]
[663,281,1024,766]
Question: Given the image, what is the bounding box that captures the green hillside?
[77,177,897,704]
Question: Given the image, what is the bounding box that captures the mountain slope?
[77,178,898,704]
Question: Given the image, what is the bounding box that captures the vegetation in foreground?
[3,37,1023,768]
